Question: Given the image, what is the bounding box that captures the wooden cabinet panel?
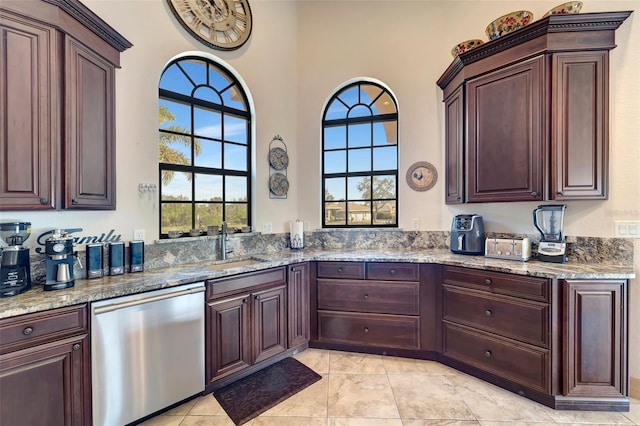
[444,85,464,203]
[319,311,420,350]
[552,52,608,200]
[467,56,545,202]
[318,279,419,315]
[443,266,550,302]
[0,11,56,209]
[287,263,310,348]
[443,322,550,393]
[443,285,550,347]
[206,293,251,381]
[65,37,116,209]
[252,285,287,364]
[563,280,626,398]
[317,261,365,279]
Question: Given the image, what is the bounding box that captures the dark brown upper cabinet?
[437,12,631,204]
[0,0,132,210]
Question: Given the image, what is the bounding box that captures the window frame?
[321,80,399,228]
[158,55,252,238]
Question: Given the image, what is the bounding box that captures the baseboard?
[631,376,640,400]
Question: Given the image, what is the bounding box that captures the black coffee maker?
[450,214,485,255]
[44,229,76,291]
[0,221,32,297]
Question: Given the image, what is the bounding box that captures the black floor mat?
[213,357,322,425]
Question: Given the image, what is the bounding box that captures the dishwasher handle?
[93,285,205,315]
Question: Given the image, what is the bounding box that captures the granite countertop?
[0,248,635,320]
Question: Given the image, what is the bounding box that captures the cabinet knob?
[363,327,369,334]
[485,310,492,317]
[254,295,260,300]
[242,298,248,304]
[22,327,34,336]
[72,198,78,204]
[389,269,396,275]
[518,390,525,396]
[72,344,81,351]
[484,278,492,285]
[363,294,369,300]
[485,350,492,358]
[39,198,48,204]
[337,267,343,273]
[531,191,538,197]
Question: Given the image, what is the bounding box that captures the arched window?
[322,81,398,227]
[158,56,252,238]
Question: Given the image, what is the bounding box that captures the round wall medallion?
[269,172,289,196]
[269,147,289,170]
[406,161,438,192]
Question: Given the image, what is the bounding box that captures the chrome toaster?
[485,237,531,261]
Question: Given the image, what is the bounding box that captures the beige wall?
[1,0,638,383]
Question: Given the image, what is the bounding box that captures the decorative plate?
[269,172,289,196]
[269,147,289,170]
[406,161,438,192]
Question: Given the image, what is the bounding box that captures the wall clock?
[406,161,438,192]
[166,0,253,51]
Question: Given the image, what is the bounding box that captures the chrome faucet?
[220,222,233,260]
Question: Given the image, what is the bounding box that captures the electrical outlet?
[262,222,272,234]
[133,229,145,241]
[411,218,420,230]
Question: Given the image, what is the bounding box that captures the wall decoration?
[268,135,289,198]
[406,161,438,192]
[166,0,253,51]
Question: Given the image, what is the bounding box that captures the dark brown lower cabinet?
[561,280,627,405]
[287,263,310,348]
[205,268,288,387]
[0,305,90,426]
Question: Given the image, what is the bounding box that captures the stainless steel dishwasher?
[91,282,205,426]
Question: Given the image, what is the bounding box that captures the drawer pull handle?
[337,267,343,273]
[485,278,492,285]
[485,310,492,317]
[242,298,248,304]
[389,269,396,275]
[23,327,34,336]
[363,327,369,334]
[485,350,492,358]
[254,295,260,300]
[363,294,369,300]
[72,344,81,351]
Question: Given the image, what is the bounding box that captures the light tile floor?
[140,349,640,426]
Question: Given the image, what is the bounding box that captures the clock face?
[167,0,253,51]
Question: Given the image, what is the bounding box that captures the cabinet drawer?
[443,323,550,393]
[318,279,419,315]
[366,263,419,281]
[317,262,365,279]
[318,311,419,349]
[443,286,549,347]
[443,266,550,302]
[0,305,88,354]
[207,267,286,299]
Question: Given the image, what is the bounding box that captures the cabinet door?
[467,56,545,202]
[252,284,287,364]
[206,293,251,382]
[552,52,608,200]
[444,85,464,203]
[563,280,626,398]
[0,12,57,210]
[65,36,116,209]
[0,335,89,426]
[288,263,310,348]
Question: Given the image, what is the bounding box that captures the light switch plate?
[262,223,272,234]
[614,221,640,238]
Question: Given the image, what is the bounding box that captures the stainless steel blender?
[533,204,567,263]
[0,221,32,297]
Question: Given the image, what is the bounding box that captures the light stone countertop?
[0,248,634,320]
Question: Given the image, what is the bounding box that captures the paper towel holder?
[290,219,304,250]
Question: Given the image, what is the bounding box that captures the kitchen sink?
[207,258,267,271]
